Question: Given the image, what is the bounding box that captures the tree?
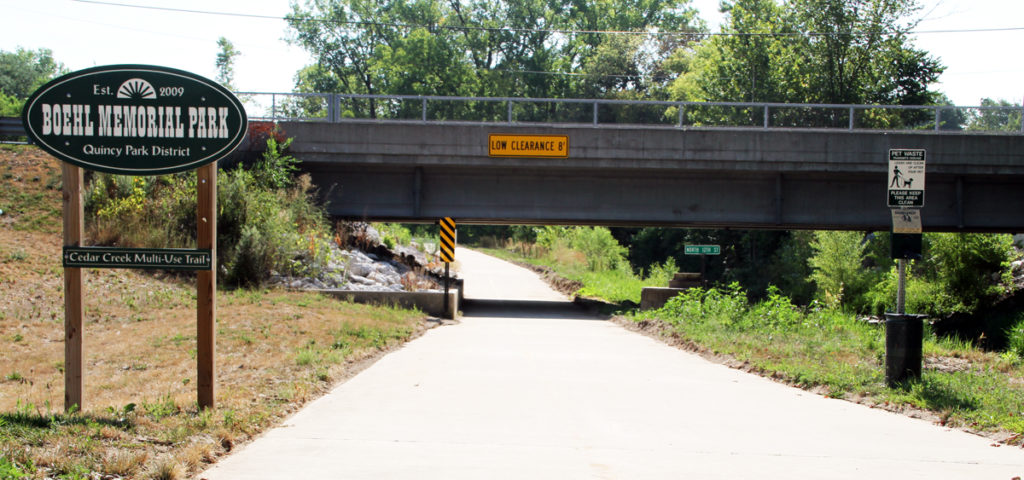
[285,0,703,119]
[0,47,66,115]
[0,92,21,116]
[966,98,1022,132]
[0,47,66,117]
[215,37,241,90]
[674,0,944,127]
[0,47,65,99]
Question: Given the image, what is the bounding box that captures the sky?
[4,0,1023,106]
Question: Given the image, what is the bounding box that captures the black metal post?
[443,263,450,319]
[700,254,707,286]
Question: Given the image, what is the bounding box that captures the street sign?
[439,217,456,263]
[488,134,569,158]
[63,247,212,270]
[684,245,720,255]
[891,209,922,234]
[887,149,926,207]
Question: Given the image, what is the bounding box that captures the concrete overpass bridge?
[8,95,1023,231]
[258,94,1024,232]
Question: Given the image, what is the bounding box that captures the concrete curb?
[315,289,459,319]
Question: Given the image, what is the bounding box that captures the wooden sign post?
[62,164,84,411]
[23,65,247,412]
[197,163,217,409]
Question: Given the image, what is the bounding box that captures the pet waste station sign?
[22,64,247,411]
[887,149,925,207]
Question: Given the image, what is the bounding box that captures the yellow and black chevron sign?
[439,217,456,263]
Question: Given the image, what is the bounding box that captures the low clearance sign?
[22,64,247,175]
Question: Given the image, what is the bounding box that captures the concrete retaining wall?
[640,287,687,311]
[316,289,459,319]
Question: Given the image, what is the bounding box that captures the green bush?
[85,172,197,248]
[373,223,413,249]
[808,231,877,311]
[0,456,29,479]
[658,283,749,328]
[218,167,329,286]
[863,264,942,316]
[83,136,331,287]
[766,230,816,305]
[536,226,627,272]
[1007,316,1024,358]
[923,233,1017,314]
[749,286,803,329]
[0,91,23,116]
[251,136,300,190]
[808,231,1017,317]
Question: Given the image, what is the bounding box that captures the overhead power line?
[73,0,1024,38]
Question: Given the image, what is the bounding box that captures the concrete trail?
[198,249,1024,479]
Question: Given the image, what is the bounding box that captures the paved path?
[199,249,1024,479]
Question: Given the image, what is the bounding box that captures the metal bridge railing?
[234,92,1024,134]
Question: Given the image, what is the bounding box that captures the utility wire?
[73,0,1024,38]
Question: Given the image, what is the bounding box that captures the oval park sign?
[22,64,247,175]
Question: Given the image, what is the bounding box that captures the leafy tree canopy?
[676,0,943,104]
[285,0,704,103]
[0,47,66,100]
[966,98,1022,132]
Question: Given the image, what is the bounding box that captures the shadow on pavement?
[461,299,602,321]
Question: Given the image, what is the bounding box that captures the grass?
[0,148,430,478]
[0,286,427,480]
[477,245,673,304]
[0,146,63,234]
[629,285,1024,442]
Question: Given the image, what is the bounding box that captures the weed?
[221,409,238,430]
[330,337,350,350]
[4,250,28,263]
[0,456,29,479]
[101,450,148,477]
[295,348,319,366]
[142,395,178,420]
[324,350,342,365]
[149,457,184,480]
[6,372,24,382]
